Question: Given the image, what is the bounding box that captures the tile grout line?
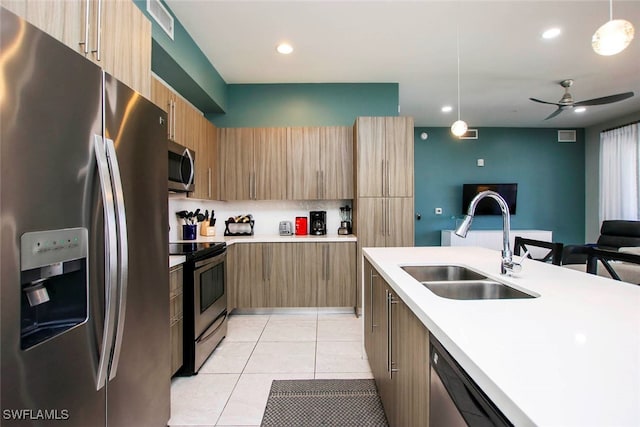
[214,314,270,427]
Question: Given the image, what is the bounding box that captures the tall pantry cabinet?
[354,117,414,313]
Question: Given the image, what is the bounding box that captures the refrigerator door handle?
[93,134,119,391]
[104,137,128,381]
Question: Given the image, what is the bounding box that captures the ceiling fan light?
[451,120,468,137]
[592,19,635,55]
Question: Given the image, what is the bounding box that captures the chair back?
[586,248,640,285]
[514,237,564,266]
[596,220,640,249]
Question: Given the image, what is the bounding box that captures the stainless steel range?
[169,242,227,375]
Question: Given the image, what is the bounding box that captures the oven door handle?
[197,313,227,344]
[194,251,226,270]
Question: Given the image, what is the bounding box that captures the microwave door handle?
[181,148,194,190]
[93,135,119,391]
[104,137,128,381]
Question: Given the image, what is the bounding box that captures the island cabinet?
[218,128,287,200]
[230,242,356,309]
[287,126,353,200]
[1,0,151,98]
[364,259,429,427]
[169,265,184,376]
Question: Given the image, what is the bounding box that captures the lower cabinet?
[169,265,184,376]
[364,259,429,427]
[230,242,356,309]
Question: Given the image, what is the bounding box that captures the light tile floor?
[168,311,372,427]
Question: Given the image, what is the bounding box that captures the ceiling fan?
[529,79,634,120]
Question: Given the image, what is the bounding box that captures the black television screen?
[461,183,517,215]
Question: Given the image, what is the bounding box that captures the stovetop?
[169,242,226,260]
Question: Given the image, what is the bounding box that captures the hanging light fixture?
[592,0,635,56]
[451,24,468,137]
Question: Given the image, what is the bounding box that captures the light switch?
[477,158,485,167]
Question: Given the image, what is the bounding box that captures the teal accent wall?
[208,83,399,127]
[133,0,227,113]
[414,127,585,247]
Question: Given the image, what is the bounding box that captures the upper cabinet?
[355,117,413,198]
[151,77,218,200]
[254,128,288,200]
[1,0,151,98]
[287,126,353,200]
[218,128,255,200]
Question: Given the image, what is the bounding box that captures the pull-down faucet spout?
[455,190,521,275]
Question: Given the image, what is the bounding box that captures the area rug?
[260,379,388,427]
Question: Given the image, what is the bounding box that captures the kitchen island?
[363,246,640,427]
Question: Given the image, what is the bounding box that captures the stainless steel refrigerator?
[0,7,170,426]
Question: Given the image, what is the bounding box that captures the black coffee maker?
[310,211,327,235]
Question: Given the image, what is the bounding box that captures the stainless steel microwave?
[168,140,195,192]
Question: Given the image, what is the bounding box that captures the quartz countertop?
[363,246,640,427]
[172,234,357,245]
[169,255,186,268]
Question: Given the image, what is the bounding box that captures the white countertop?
[172,233,357,245]
[169,234,356,267]
[363,246,640,427]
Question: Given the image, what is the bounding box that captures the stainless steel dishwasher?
[429,334,513,427]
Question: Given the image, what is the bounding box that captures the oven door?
[193,251,226,338]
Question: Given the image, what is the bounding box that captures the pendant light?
[592,0,635,56]
[451,24,468,137]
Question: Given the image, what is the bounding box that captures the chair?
[586,247,640,285]
[513,237,564,265]
[561,220,640,265]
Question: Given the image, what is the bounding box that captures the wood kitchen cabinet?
[169,265,184,376]
[354,116,413,198]
[287,126,353,200]
[229,242,356,309]
[219,128,287,200]
[364,259,429,427]
[1,0,151,98]
[354,116,414,314]
[151,78,190,147]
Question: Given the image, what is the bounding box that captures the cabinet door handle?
[79,0,90,54]
[262,246,267,282]
[369,270,378,332]
[381,160,385,196]
[172,100,176,140]
[321,170,325,199]
[91,0,103,61]
[387,198,391,237]
[380,199,385,236]
[386,160,391,197]
[208,167,212,199]
[323,245,329,281]
[387,290,398,378]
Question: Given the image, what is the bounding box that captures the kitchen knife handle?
[93,134,118,391]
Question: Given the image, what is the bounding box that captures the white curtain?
[599,123,640,221]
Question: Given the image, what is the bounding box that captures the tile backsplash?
[169,194,351,241]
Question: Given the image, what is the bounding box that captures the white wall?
[168,194,351,241]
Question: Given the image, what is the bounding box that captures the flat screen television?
[461,183,517,215]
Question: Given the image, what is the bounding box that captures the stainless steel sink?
[401,265,487,282]
[401,265,536,300]
[423,280,535,300]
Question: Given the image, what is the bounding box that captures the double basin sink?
[401,265,535,300]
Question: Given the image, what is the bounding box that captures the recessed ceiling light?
[542,28,561,39]
[276,43,293,54]
[575,107,586,113]
[441,105,453,113]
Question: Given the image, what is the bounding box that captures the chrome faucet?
[455,190,521,275]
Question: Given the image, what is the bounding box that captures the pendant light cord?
[456,23,461,121]
[609,0,613,21]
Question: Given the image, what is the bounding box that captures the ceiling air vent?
[459,129,478,139]
[558,130,577,143]
[147,0,174,40]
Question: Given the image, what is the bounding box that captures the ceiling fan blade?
[574,92,634,106]
[529,97,561,106]
[544,108,563,120]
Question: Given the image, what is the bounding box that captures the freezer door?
[103,74,170,427]
[0,8,107,426]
